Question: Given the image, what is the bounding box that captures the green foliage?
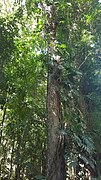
[0,5,46,179]
[0,0,101,179]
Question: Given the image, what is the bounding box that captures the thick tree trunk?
[46,70,65,180]
[42,2,65,179]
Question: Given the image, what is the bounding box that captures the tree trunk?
[9,141,15,179]
[46,69,65,180]
[42,3,65,179]
[15,136,21,180]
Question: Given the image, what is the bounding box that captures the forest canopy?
[0,0,101,179]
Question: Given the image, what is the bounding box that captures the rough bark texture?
[46,70,65,180]
[43,3,65,179]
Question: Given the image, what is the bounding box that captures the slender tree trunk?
[0,105,6,143]
[9,140,15,180]
[41,142,46,176]
[0,105,6,179]
[15,136,21,180]
[15,163,20,180]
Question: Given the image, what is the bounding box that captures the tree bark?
[46,69,65,180]
[42,3,65,179]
